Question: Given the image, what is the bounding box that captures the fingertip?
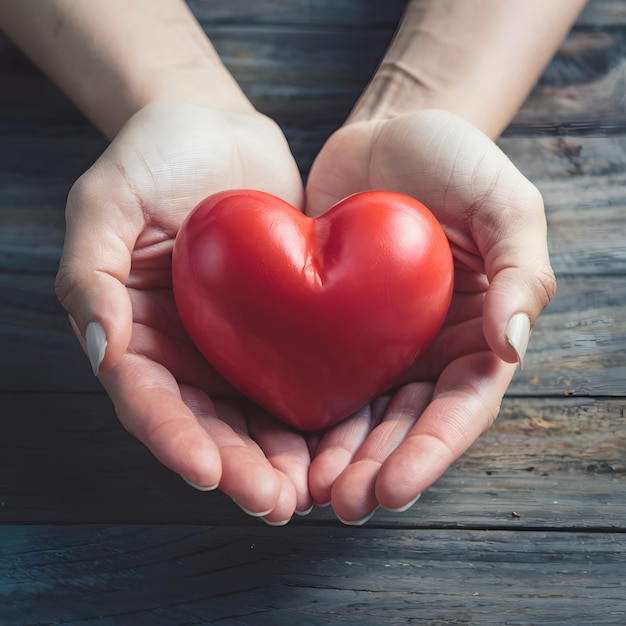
[261,472,298,526]
[308,447,352,505]
[329,459,380,525]
[151,421,224,491]
[483,265,555,366]
[335,507,378,527]
[374,437,445,512]
[308,404,376,505]
[295,505,314,516]
[219,446,282,516]
[85,321,107,376]
[64,283,133,375]
[181,474,219,492]
[267,455,313,518]
[380,492,421,513]
[232,499,274,518]
[55,192,135,374]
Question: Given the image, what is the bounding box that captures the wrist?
[83,19,255,139]
[124,58,254,136]
[346,65,436,125]
[0,0,254,140]
[345,0,587,140]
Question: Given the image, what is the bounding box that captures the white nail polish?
[262,516,292,527]
[505,312,530,368]
[232,499,274,518]
[383,493,421,513]
[295,505,314,516]
[85,321,107,376]
[336,508,377,527]
[181,475,218,492]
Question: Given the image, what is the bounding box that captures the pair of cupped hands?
[55,102,555,526]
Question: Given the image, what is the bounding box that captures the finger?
[330,383,433,524]
[399,316,489,383]
[55,169,142,374]
[262,471,298,526]
[444,290,484,328]
[369,110,556,367]
[304,121,376,217]
[99,356,222,490]
[128,287,189,342]
[126,287,238,395]
[246,406,313,516]
[375,352,516,511]
[128,321,235,396]
[308,403,383,506]
[190,396,283,517]
[478,181,557,366]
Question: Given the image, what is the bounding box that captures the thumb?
[55,170,139,375]
[481,181,557,367]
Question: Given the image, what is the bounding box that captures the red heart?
[172,189,453,431]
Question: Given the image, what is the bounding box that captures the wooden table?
[1,1,625,623]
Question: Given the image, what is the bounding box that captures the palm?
[113,105,303,394]
[68,103,312,522]
[305,111,521,521]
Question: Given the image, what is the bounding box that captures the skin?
[0,0,587,524]
[306,110,548,519]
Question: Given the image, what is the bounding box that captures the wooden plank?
[186,0,409,27]
[0,17,624,187]
[186,0,626,28]
[508,25,626,133]
[578,0,626,27]
[499,136,626,182]
[3,116,626,281]
[0,524,624,625]
[0,273,101,393]
[0,3,624,623]
[138,12,626,133]
[3,274,623,396]
[466,397,626,476]
[0,392,623,527]
[0,17,624,141]
[2,135,625,275]
[508,276,626,396]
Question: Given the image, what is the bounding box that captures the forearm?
[349,0,588,139]
[0,0,252,139]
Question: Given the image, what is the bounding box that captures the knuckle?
[535,265,558,310]
[54,259,81,316]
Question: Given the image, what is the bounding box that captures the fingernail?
[383,493,421,513]
[262,516,292,527]
[505,313,530,368]
[232,499,274,518]
[336,507,377,527]
[181,475,218,492]
[295,505,314,516]
[85,321,107,376]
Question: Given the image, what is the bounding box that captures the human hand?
[305,109,556,523]
[55,102,314,524]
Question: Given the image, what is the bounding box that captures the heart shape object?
[172,189,453,431]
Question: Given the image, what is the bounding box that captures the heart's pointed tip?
[277,413,351,434]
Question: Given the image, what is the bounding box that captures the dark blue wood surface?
[0,1,625,623]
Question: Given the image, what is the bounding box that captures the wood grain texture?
[0,524,624,626]
[0,393,623,527]
[3,273,624,396]
[0,0,625,622]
